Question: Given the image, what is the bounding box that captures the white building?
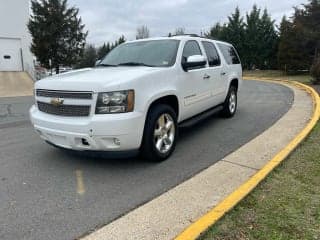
[0,0,34,78]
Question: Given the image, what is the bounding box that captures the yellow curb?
[175,78,320,240]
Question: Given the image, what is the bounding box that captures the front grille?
[37,101,91,117]
[36,89,93,99]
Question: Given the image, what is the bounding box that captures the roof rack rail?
[170,34,200,37]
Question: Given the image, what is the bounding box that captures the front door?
[179,40,213,120]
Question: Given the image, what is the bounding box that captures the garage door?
[0,38,23,71]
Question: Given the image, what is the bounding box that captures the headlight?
[96,90,134,114]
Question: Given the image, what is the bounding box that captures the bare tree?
[136,25,150,40]
[174,27,185,35]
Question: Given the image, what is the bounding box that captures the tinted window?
[202,41,221,67]
[100,40,180,67]
[182,41,202,63]
[217,43,241,65]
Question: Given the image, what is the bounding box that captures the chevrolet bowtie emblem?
[50,98,64,107]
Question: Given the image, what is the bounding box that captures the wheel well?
[148,95,179,117]
[230,79,239,91]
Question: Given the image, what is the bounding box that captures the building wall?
[0,0,34,78]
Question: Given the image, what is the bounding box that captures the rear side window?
[202,41,221,67]
[217,43,241,65]
[182,40,202,63]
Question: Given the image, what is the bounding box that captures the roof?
[127,35,232,46]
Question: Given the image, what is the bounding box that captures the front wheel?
[141,104,178,162]
[221,86,238,118]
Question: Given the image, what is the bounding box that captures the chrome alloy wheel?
[153,113,175,154]
[229,91,237,114]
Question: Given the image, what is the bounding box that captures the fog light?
[114,138,121,146]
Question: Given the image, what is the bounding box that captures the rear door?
[216,43,242,98]
[201,41,224,106]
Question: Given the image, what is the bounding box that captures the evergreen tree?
[206,23,226,40]
[278,0,320,72]
[28,0,87,73]
[109,35,126,51]
[106,42,111,53]
[110,42,115,50]
[295,0,320,63]
[77,44,97,68]
[117,35,126,45]
[277,17,308,72]
[223,7,245,65]
[278,16,292,72]
[206,6,278,69]
[311,56,320,83]
[258,9,279,69]
[97,43,108,60]
[242,6,278,69]
[244,5,262,69]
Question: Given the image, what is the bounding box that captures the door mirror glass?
[182,55,206,71]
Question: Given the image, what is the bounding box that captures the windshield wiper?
[116,62,155,67]
[96,63,118,67]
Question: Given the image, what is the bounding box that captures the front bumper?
[29,105,145,151]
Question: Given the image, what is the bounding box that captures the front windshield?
[99,40,180,67]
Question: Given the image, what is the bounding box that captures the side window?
[182,40,202,64]
[217,43,241,65]
[202,41,221,67]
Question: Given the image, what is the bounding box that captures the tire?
[141,104,178,162]
[221,85,238,118]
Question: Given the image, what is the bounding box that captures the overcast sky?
[68,0,308,46]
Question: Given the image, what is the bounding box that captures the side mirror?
[182,55,206,71]
[95,59,101,66]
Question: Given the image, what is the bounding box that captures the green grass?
[199,72,320,240]
[244,70,312,84]
[199,123,320,240]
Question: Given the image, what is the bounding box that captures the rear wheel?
[221,85,237,118]
[141,104,178,162]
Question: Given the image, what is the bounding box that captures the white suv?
[30,35,242,161]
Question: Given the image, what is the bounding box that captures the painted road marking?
[76,170,85,195]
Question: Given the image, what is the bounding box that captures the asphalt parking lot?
[0,80,293,240]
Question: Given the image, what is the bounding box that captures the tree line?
[28,0,320,82]
[206,6,278,70]
[77,35,125,69]
[77,25,190,69]
[206,0,319,77]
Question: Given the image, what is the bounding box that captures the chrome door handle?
[203,74,211,79]
[221,72,226,76]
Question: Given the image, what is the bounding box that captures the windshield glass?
[99,40,180,67]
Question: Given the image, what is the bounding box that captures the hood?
[35,67,163,92]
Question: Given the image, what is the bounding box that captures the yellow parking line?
[175,79,320,240]
[76,170,85,195]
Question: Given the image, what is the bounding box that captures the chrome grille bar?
[36,89,93,99]
[37,101,91,117]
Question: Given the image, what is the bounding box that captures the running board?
[179,105,223,128]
